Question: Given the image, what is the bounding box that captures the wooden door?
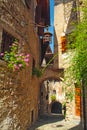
[75,87,81,116]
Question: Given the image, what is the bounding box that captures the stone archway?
[51,101,62,114]
[39,78,65,115]
[39,68,64,85]
[38,67,64,115]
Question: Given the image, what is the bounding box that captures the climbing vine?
[68,1,87,86]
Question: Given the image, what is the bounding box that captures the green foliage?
[51,95,56,101]
[1,41,30,71]
[32,67,43,77]
[66,89,74,101]
[32,53,59,78]
[68,1,87,86]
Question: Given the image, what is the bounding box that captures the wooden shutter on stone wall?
[60,36,66,53]
[75,87,81,117]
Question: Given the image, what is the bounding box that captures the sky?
[49,0,54,53]
[44,0,54,53]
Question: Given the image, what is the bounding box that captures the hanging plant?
[0,40,30,71]
[51,95,56,101]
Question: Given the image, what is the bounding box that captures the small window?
[1,30,15,53]
[41,92,43,96]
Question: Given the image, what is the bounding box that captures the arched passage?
[39,68,64,85]
[38,67,64,115]
[39,78,65,115]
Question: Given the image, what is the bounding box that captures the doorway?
[75,87,81,116]
[51,101,62,114]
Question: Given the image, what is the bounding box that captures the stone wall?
[0,0,40,130]
[0,61,40,130]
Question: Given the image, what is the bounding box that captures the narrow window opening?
[1,30,15,53]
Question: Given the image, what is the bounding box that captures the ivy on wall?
[68,1,87,86]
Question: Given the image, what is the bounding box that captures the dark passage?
[51,101,62,114]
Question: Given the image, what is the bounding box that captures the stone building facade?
[0,0,64,130]
[54,0,87,129]
[54,0,80,120]
[0,0,43,130]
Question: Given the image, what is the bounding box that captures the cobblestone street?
[28,114,82,130]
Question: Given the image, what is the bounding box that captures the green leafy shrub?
[51,95,56,101]
[32,67,43,77]
[0,41,30,71]
[68,1,87,86]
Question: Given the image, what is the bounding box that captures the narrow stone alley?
[28,114,82,130]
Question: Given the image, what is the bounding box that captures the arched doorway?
[39,79,64,115]
[51,101,62,114]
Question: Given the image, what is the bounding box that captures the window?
[41,92,43,96]
[1,30,15,53]
[32,58,35,75]
[46,94,48,100]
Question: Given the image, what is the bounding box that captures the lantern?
[43,29,52,43]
